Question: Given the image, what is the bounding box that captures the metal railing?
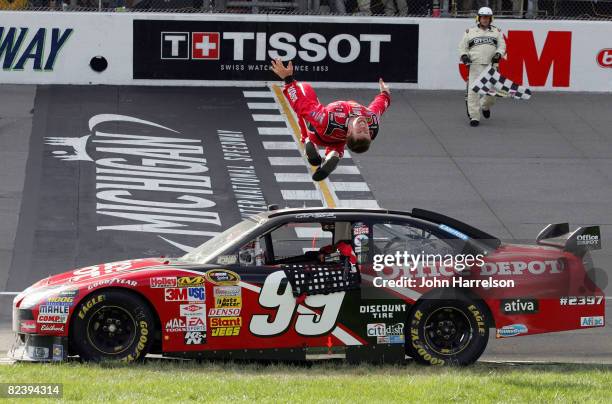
[1,0,611,19]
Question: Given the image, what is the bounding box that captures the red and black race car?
[10,207,605,365]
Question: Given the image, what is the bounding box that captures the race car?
[10,207,605,365]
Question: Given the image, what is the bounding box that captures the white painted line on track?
[281,190,322,200]
[332,166,361,175]
[337,200,380,209]
[0,292,18,295]
[268,157,304,166]
[243,91,274,98]
[331,182,370,192]
[252,114,285,122]
[247,102,279,110]
[274,173,312,182]
[262,141,299,150]
[258,127,292,135]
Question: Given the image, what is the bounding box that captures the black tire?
[71,289,155,362]
[406,299,489,366]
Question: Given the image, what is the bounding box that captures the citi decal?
[0,27,72,71]
[161,31,391,64]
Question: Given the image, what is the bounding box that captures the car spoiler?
[536,223,601,256]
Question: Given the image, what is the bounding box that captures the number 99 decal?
[249,271,345,337]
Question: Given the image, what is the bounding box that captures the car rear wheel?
[406,299,489,366]
[71,289,154,362]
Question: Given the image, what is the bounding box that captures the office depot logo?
[161,32,220,60]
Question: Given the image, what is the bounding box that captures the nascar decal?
[249,271,344,337]
[205,269,240,285]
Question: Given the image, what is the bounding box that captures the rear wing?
[536,223,601,256]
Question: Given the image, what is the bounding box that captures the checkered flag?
[471,65,532,100]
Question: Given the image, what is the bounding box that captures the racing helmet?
[476,6,494,23]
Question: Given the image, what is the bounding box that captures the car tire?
[71,289,154,362]
[406,298,489,366]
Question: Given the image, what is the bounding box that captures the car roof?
[263,206,501,250]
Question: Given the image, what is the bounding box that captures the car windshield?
[181,217,262,264]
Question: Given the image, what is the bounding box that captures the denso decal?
[496,324,528,338]
[209,308,240,317]
[150,277,177,288]
[205,269,240,286]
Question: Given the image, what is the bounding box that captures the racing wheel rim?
[86,305,137,355]
[423,306,473,356]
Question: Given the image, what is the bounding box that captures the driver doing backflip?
[271,58,391,181]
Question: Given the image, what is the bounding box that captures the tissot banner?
[132,19,419,83]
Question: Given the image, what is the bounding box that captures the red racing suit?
[282,80,391,157]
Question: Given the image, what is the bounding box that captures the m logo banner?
[133,19,419,83]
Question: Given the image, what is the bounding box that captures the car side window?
[373,222,455,257]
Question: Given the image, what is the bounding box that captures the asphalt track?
[0,84,610,363]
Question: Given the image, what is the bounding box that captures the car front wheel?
[71,289,154,362]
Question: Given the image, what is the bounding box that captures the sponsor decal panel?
[500,298,539,314]
[39,305,69,315]
[213,286,241,297]
[40,324,66,333]
[27,346,50,360]
[496,324,528,338]
[20,320,37,333]
[209,308,241,317]
[360,304,406,320]
[46,296,75,306]
[205,269,240,286]
[165,317,207,333]
[580,316,604,327]
[366,323,386,337]
[177,276,205,287]
[597,48,612,68]
[559,296,604,306]
[52,344,64,361]
[184,331,205,345]
[165,287,206,302]
[150,277,177,288]
[215,296,241,308]
[180,303,206,318]
[210,316,241,337]
[134,20,419,83]
[88,278,137,290]
[37,314,68,324]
